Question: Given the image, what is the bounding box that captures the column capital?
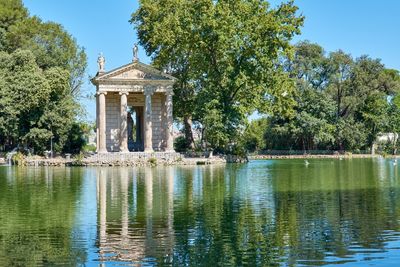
[119,91,129,96]
[144,87,155,96]
[97,91,107,96]
[165,90,174,97]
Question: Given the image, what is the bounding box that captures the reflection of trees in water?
[170,164,279,266]
[272,159,400,265]
[0,167,86,266]
[93,160,400,266]
[169,161,400,266]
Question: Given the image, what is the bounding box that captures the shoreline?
[0,154,227,167]
[2,153,396,167]
[249,154,389,160]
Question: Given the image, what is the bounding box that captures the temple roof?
[91,61,176,85]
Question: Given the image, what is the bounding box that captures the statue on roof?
[97,52,105,72]
[133,43,139,62]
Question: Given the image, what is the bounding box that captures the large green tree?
[264,41,400,152]
[5,17,87,97]
[0,0,87,98]
[0,0,27,50]
[0,0,88,153]
[132,0,304,151]
[0,50,78,153]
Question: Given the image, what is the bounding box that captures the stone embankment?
[249,154,380,160]
[6,153,383,167]
[19,152,227,167]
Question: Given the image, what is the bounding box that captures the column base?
[144,148,154,153]
[97,149,108,154]
[164,149,175,153]
[119,148,130,153]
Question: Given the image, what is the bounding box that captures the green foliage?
[241,118,268,153]
[63,122,91,154]
[148,157,157,166]
[4,16,87,96]
[72,152,84,165]
[11,151,25,166]
[202,100,229,150]
[0,0,88,154]
[260,41,400,152]
[82,144,96,153]
[132,0,304,150]
[174,136,189,153]
[0,0,28,32]
[0,50,80,154]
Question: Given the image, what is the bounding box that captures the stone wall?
[106,93,120,151]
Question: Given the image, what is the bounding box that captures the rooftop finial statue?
[133,43,139,62]
[97,52,105,72]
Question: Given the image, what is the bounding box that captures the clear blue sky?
[23,0,400,122]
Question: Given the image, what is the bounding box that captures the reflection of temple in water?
[96,167,175,264]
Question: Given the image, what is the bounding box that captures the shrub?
[148,157,157,166]
[174,136,188,152]
[12,152,26,166]
[82,144,96,153]
[73,153,84,165]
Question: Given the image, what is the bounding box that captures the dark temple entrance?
[127,106,144,151]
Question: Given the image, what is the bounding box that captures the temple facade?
[91,47,175,153]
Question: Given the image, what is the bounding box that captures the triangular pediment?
[92,61,175,84]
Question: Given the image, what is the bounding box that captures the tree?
[5,16,87,97]
[261,41,400,153]
[0,50,79,153]
[0,0,88,154]
[132,0,304,151]
[285,40,328,90]
[387,71,400,154]
[241,118,268,153]
[0,0,27,31]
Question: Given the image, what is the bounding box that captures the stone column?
[165,92,175,152]
[119,92,129,153]
[97,92,107,153]
[144,90,153,152]
[96,93,99,152]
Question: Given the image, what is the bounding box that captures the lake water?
[0,159,400,266]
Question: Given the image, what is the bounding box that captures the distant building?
[376,133,398,144]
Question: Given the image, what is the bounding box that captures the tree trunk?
[183,115,195,150]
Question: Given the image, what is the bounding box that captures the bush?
[12,152,26,166]
[73,153,84,165]
[148,157,157,166]
[231,144,247,158]
[82,144,96,153]
[63,122,90,154]
[174,136,189,153]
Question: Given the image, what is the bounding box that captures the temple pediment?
[92,61,175,85]
[111,68,148,80]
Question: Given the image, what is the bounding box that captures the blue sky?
[23,0,400,121]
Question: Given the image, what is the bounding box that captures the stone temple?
[91,45,175,154]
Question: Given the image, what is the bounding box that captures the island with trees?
[0,0,399,166]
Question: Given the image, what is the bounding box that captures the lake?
[0,158,400,266]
